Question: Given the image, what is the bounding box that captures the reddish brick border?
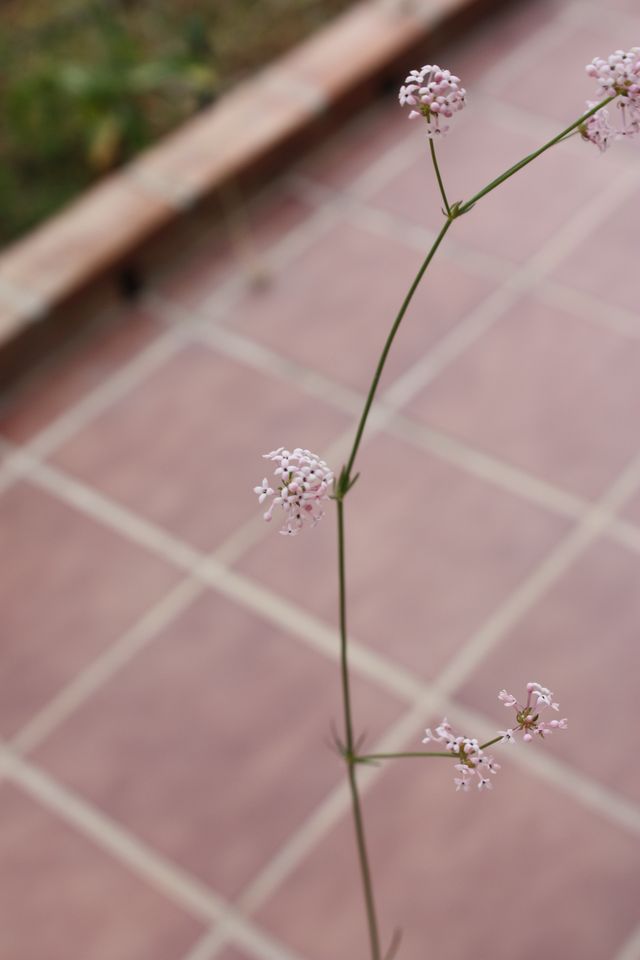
[0,0,514,384]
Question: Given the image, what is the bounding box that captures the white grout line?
[383,164,640,406]
[208,681,640,957]
[199,561,425,703]
[3,448,202,569]
[608,518,640,556]
[345,131,425,200]
[475,4,578,92]
[3,440,426,707]
[0,747,306,960]
[447,700,640,838]
[388,413,587,519]
[2,36,640,948]
[180,927,230,960]
[433,450,640,697]
[0,749,229,923]
[292,167,640,348]
[10,576,205,756]
[10,428,640,849]
[564,0,640,38]
[198,458,640,924]
[1,329,182,469]
[3,366,640,957]
[537,280,640,341]
[235,698,436,918]
[289,172,512,286]
[184,300,588,520]
[195,204,342,319]
[9,192,640,758]
[615,923,640,960]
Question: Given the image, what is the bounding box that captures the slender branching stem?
[356,738,506,764]
[337,498,381,960]
[342,218,452,485]
[334,97,616,960]
[458,95,616,214]
[357,751,454,761]
[429,138,451,216]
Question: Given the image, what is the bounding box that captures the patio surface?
[2,0,640,958]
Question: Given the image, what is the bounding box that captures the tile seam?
[6,439,639,839]
[615,921,640,960]
[0,747,306,960]
[9,576,205,756]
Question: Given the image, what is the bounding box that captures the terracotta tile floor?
[2,2,640,959]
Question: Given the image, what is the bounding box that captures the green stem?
[458,95,616,214]
[331,96,618,960]
[429,138,451,216]
[342,218,452,484]
[337,499,381,960]
[358,737,506,763]
[358,751,453,761]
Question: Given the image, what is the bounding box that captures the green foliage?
[1,0,353,246]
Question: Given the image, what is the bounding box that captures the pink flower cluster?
[425,682,567,792]
[582,48,640,149]
[422,720,500,792]
[399,65,466,137]
[498,681,568,743]
[255,447,334,536]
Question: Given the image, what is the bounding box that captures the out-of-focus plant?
[0,2,214,245]
[0,0,356,247]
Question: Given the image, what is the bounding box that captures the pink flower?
[497,682,567,742]
[398,64,466,137]
[580,102,615,152]
[255,447,334,536]
[586,48,640,101]
[423,719,500,791]
[583,49,640,146]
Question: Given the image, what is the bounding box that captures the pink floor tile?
[455,535,640,805]
[159,184,316,312]
[216,949,257,960]
[481,13,628,125]
[606,0,640,10]
[50,341,350,552]
[550,181,640,316]
[0,306,162,444]
[622,487,640,528]
[2,3,640,957]
[296,96,412,190]
[0,480,180,738]
[0,783,204,960]
[448,0,563,87]
[255,750,640,960]
[406,293,640,499]
[219,216,495,393]
[364,104,607,265]
[235,432,569,679]
[33,590,405,899]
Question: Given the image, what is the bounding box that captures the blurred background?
[0,0,354,246]
[1,0,640,959]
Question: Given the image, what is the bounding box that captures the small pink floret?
[254,447,334,536]
[398,64,466,138]
[583,48,640,148]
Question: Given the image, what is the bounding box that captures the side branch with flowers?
[254,48,639,960]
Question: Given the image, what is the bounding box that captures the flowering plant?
[254,49,638,959]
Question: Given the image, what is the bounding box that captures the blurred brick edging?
[0,0,511,386]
